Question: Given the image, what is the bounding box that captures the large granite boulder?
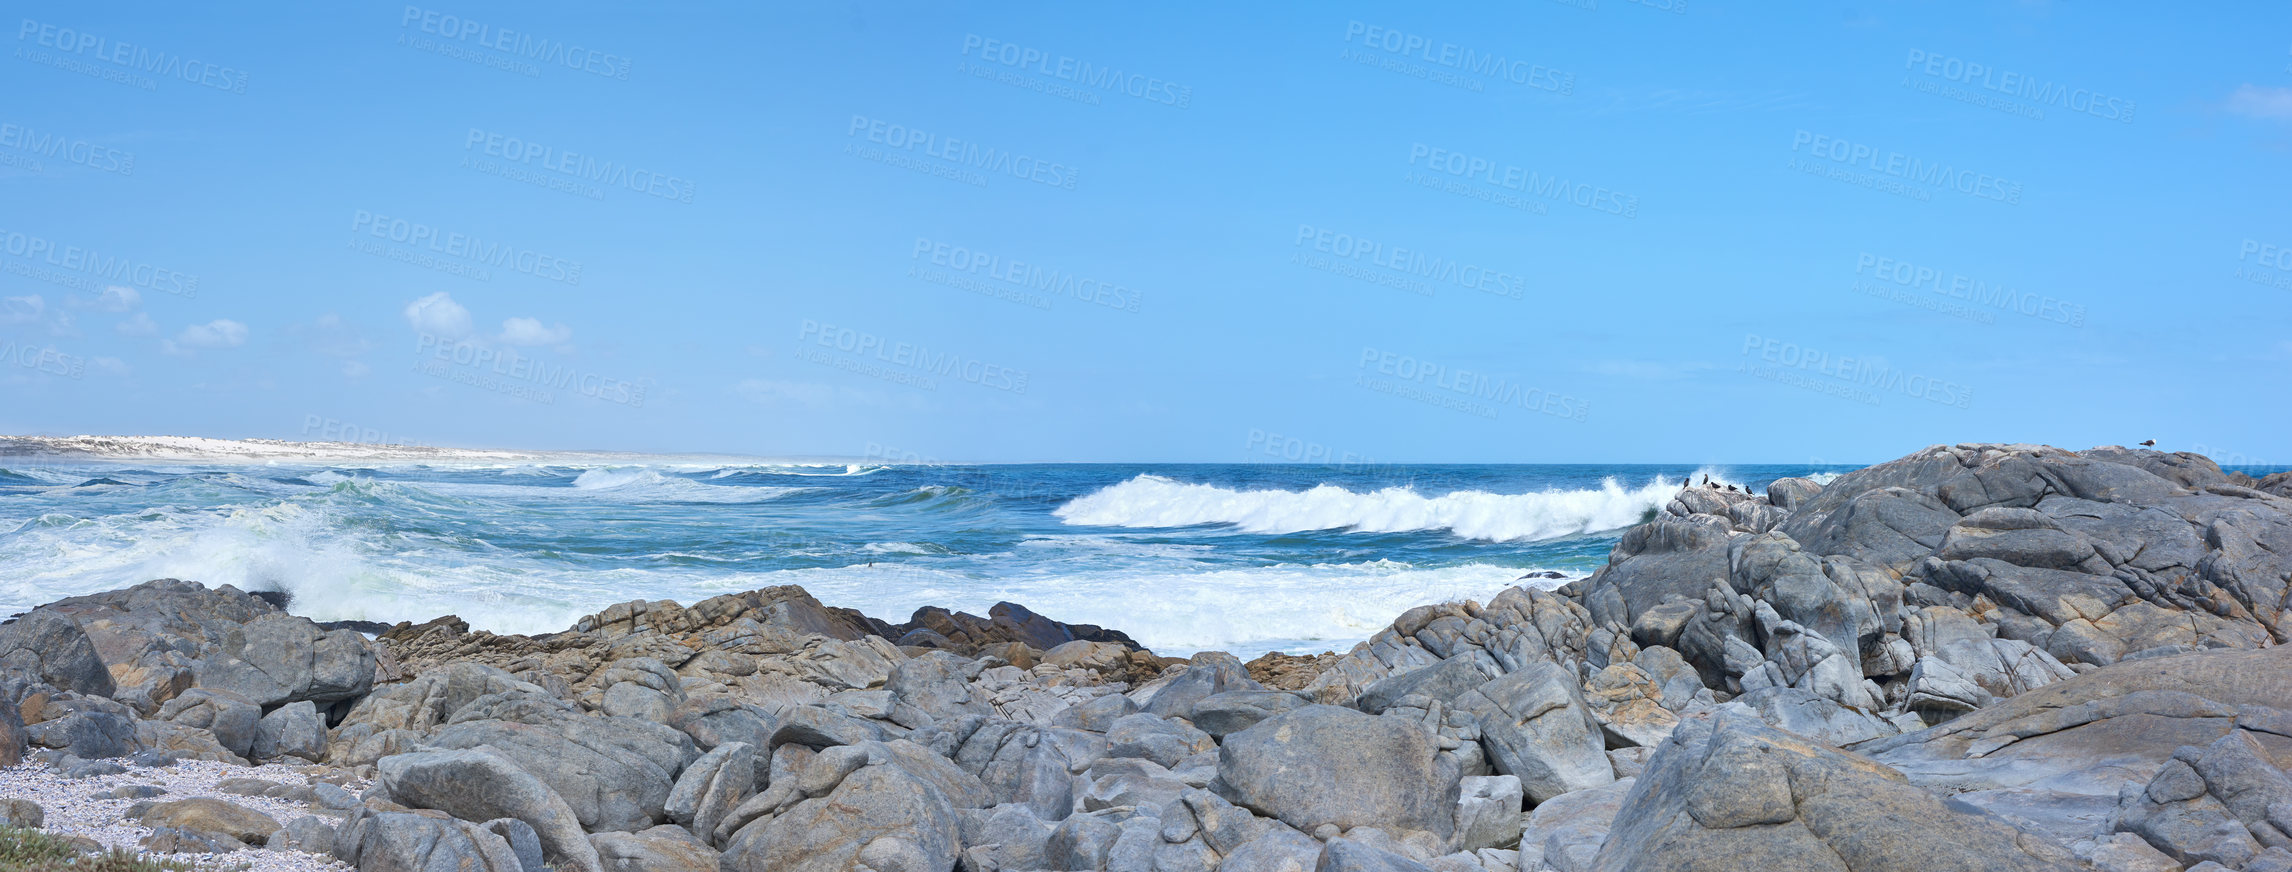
[420,703,697,833]
[1453,662,1613,803]
[378,748,603,872]
[719,762,961,872]
[0,610,114,697]
[1217,705,1459,843]
[1866,646,2292,845]
[1592,710,2078,871]
[334,804,526,872]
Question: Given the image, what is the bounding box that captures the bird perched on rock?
[2139,439,2155,447]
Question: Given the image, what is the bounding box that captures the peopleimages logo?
[2240,239,2292,272]
[1903,50,2134,123]
[1405,144,1638,218]
[16,18,249,94]
[957,34,1191,108]
[798,319,1030,394]
[413,332,646,407]
[463,129,696,204]
[909,238,1142,313]
[846,115,1079,190]
[1788,130,2022,204]
[1293,224,1526,299]
[1357,346,1589,422]
[349,210,583,285]
[1739,333,1972,409]
[1341,21,1574,94]
[398,6,631,80]
[1853,253,2084,327]
[0,228,199,298]
[0,121,134,176]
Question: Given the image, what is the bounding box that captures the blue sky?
[2,1,2288,464]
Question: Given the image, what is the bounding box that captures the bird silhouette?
[2139,440,2155,447]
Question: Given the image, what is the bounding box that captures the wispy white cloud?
[2226,84,2292,121]
[2,295,44,325]
[497,316,572,347]
[163,319,248,355]
[403,292,473,339]
[116,312,159,338]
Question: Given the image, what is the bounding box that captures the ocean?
[0,458,1856,658]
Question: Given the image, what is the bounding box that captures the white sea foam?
[0,502,1575,657]
[1053,473,1721,542]
[762,559,1579,658]
[559,468,804,502]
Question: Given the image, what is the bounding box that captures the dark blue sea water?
[0,459,1859,657]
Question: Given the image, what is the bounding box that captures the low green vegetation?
[0,826,232,872]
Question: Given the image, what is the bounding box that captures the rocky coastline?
[3,443,2291,871]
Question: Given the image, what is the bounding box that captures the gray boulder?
[588,827,717,872]
[1218,826,1323,872]
[1190,690,1313,740]
[158,688,261,759]
[955,722,1095,821]
[1354,656,1498,715]
[886,651,991,721]
[1140,652,1263,718]
[1453,661,1613,803]
[334,806,526,872]
[137,797,280,846]
[720,763,960,872]
[1591,710,2076,872]
[480,819,544,872]
[1315,838,1436,872]
[199,612,375,707]
[1453,775,1522,852]
[253,700,327,762]
[1106,713,1214,769]
[1726,686,1899,748]
[377,748,603,872]
[2110,729,2292,867]
[1052,692,1141,733]
[1518,777,1633,872]
[1218,705,1459,843]
[421,708,696,832]
[267,815,339,854]
[0,611,114,697]
[661,741,755,847]
[0,798,40,828]
[957,803,1055,871]
[1868,647,2292,846]
[27,705,138,759]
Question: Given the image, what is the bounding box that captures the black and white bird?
[2139,439,2156,447]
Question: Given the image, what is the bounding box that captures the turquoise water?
[0,460,1853,657]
